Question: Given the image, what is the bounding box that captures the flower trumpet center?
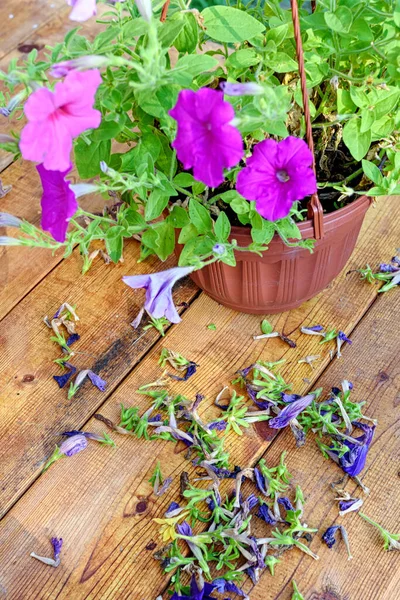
[276,169,290,183]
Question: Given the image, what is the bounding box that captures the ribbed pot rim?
[229,194,372,243]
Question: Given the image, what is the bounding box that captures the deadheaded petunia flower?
[237,137,317,221]
[269,393,316,429]
[336,330,352,358]
[257,503,277,525]
[171,575,216,600]
[31,536,63,568]
[322,524,352,559]
[359,512,400,551]
[213,578,248,598]
[338,498,363,516]
[328,421,375,477]
[53,362,77,388]
[36,164,78,243]
[123,266,194,324]
[169,88,243,188]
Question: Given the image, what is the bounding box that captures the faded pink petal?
[20,70,102,171]
[68,0,97,21]
[237,137,317,222]
[169,88,243,189]
[37,164,78,243]
[123,266,194,323]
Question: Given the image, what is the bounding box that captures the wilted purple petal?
[59,434,88,457]
[156,476,173,497]
[0,212,23,228]
[269,393,315,429]
[87,370,107,391]
[278,497,294,511]
[169,88,243,188]
[177,521,193,537]
[66,333,80,346]
[165,502,181,517]
[379,263,398,273]
[169,362,197,382]
[335,422,375,477]
[281,392,302,403]
[208,465,240,479]
[254,467,268,496]
[53,363,77,389]
[213,578,247,597]
[51,537,63,561]
[258,503,277,525]
[123,266,194,324]
[338,331,352,344]
[322,525,340,548]
[171,575,215,600]
[339,498,363,515]
[209,420,227,431]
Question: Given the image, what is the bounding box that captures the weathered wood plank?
[0,244,198,517]
[0,0,65,60]
[0,198,398,598]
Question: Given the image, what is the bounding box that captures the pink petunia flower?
[123,266,194,323]
[236,137,317,222]
[20,70,102,171]
[68,0,97,21]
[169,88,243,189]
[37,164,78,243]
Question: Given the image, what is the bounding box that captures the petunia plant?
[0,0,399,298]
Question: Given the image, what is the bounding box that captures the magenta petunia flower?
[68,0,97,21]
[37,164,78,243]
[123,266,194,323]
[20,70,102,171]
[169,88,243,189]
[236,137,317,221]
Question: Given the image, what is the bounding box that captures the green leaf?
[268,52,298,73]
[174,12,199,54]
[172,54,219,86]
[74,138,111,179]
[166,206,190,228]
[201,6,265,43]
[343,118,371,161]
[214,212,231,241]
[362,160,383,186]
[124,209,147,234]
[154,222,175,261]
[122,18,148,39]
[350,87,369,109]
[251,214,275,245]
[275,218,301,240]
[188,199,213,234]
[360,109,375,133]
[158,16,186,48]
[372,89,400,120]
[226,49,261,70]
[178,223,198,245]
[91,117,126,142]
[266,23,289,46]
[105,227,124,263]
[261,319,273,335]
[324,7,353,33]
[173,173,195,188]
[207,323,217,331]
[145,189,169,221]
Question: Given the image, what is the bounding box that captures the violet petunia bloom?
[329,421,375,477]
[236,137,317,221]
[322,525,340,548]
[258,503,277,525]
[51,537,63,562]
[171,575,216,600]
[123,266,194,323]
[278,497,294,511]
[59,434,88,457]
[68,0,97,21]
[339,498,363,516]
[20,70,102,171]
[254,467,268,496]
[169,88,243,188]
[269,393,315,429]
[36,164,78,243]
[53,363,77,389]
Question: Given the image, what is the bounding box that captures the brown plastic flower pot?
[175,195,372,314]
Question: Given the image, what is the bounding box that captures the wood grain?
[0,198,398,598]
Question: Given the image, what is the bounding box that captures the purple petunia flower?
[123,266,194,324]
[269,393,315,429]
[87,371,107,391]
[329,421,375,477]
[338,331,352,344]
[36,164,78,243]
[169,88,244,188]
[169,362,198,381]
[68,0,97,21]
[339,498,363,516]
[208,465,240,479]
[165,501,181,517]
[281,392,302,403]
[53,363,77,389]
[177,521,193,537]
[171,575,216,600]
[220,81,264,96]
[379,263,398,273]
[236,137,317,221]
[59,434,88,457]
[51,537,63,561]
[258,503,277,525]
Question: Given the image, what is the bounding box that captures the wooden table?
[0,4,399,599]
